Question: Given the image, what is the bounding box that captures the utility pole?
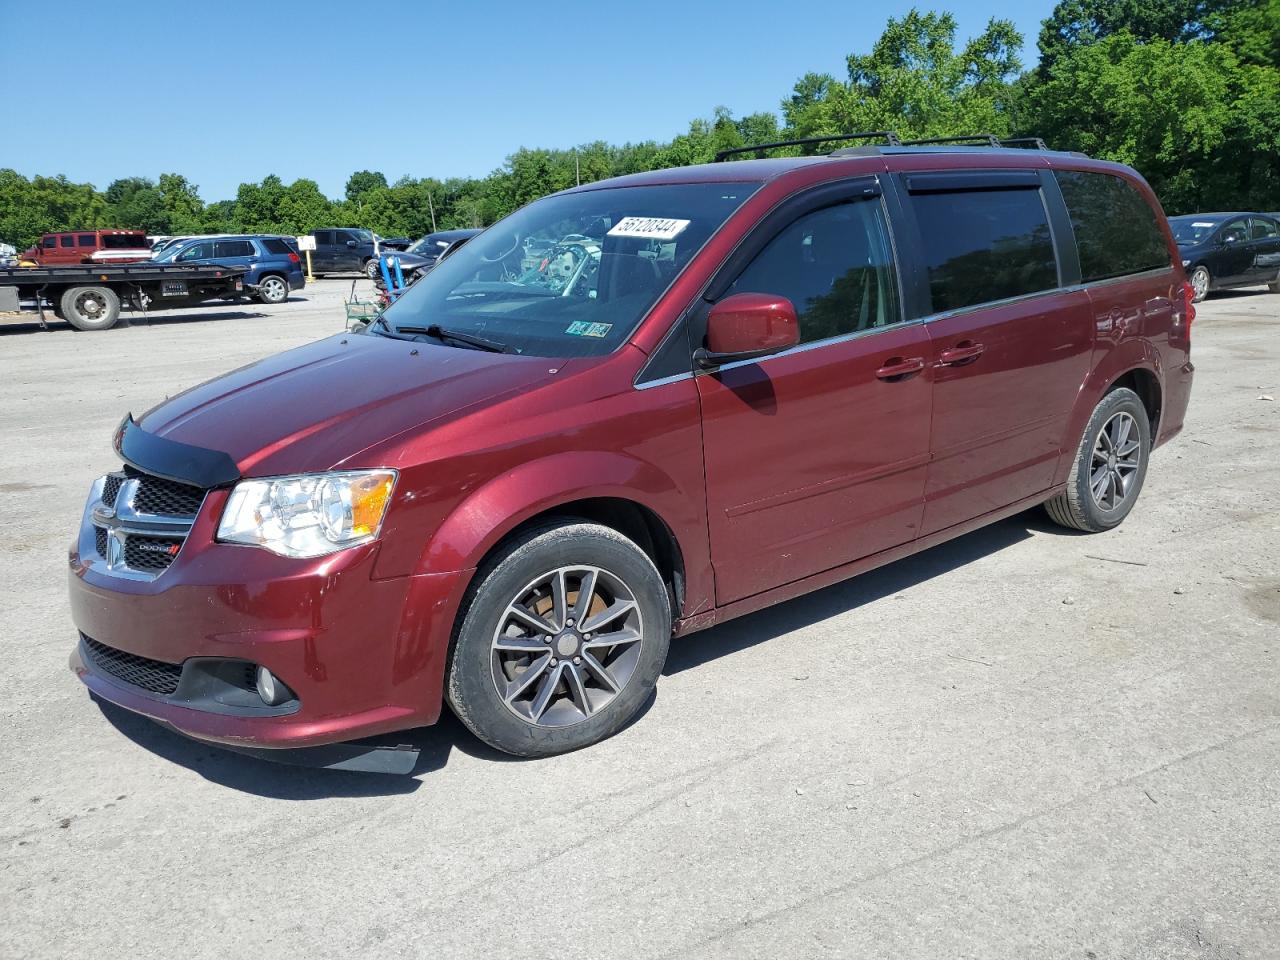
[427,191,437,232]
[575,150,581,186]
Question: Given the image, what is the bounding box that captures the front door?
[1248,217,1280,283]
[697,187,932,604]
[1214,218,1254,284]
[900,176,1094,535]
[312,231,336,271]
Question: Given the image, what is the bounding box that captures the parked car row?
[1170,212,1280,302]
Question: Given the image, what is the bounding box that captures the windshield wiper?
[399,323,511,353]
[367,316,511,353]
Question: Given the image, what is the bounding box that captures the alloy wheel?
[73,291,105,319]
[261,276,286,302]
[1191,267,1209,301]
[490,565,644,727]
[1090,411,1142,511]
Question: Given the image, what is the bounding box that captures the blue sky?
[0,0,1056,201]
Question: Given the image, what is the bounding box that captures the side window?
[78,234,96,247]
[260,238,292,255]
[60,235,75,248]
[214,240,254,258]
[1221,219,1249,244]
[910,188,1058,312]
[335,231,357,245]
[1056,171,1172,282]
[43,236,57,248]
[177,241,214,261]
[1251,218,1278,240]
[314,231,332,246]
[726,199,901,344]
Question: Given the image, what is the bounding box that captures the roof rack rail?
[902,133,1003,147]
[999,137,1049,150]
[714,131,902,162]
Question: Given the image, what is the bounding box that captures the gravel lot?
[1,279,1277,959]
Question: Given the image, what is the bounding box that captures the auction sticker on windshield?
[566,321,613,338]
[607,217,690,241]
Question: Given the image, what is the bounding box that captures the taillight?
[1182,281,1196,326]
[287,252,300,263]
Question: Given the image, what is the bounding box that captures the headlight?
[217,470,396,558]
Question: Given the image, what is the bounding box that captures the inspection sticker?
[566,321,613,338]
[1192,221,1216,227]
[607,217,691,241]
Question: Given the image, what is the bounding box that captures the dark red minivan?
[69,139,1195,767]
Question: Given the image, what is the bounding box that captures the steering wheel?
[481,232,521,263]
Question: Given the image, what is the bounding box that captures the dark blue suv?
[154,235,305,304]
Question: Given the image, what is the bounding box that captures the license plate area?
[160,280,188,297]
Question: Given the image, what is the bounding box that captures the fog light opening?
[255,666,291,706]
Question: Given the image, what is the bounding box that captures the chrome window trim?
[631,263,1177,390]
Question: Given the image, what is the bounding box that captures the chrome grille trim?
[80,471,200,582]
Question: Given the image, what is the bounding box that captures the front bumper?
[68,527,469,751]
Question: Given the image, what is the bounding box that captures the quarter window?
[78,234,96,247]
[1055,171,1171,282]
[60,235,75,248]
[726,199,901,344]
[910,188,1058,313]
[43,236,56,248]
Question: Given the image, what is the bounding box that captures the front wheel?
[1045,387,1151,533]
[447,522,671,757]
[60,286,121,331]
[364,258,380,280]
[256,275,289,304]
[1189,265,1211,303]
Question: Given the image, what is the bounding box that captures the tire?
[60,286,121,331]
[256,274,289,304]
[364,258,380,280]
[447,521,671,757]
[1268,271,1279,294]
[1044,386,1151,533]
[1189,264,1211,303]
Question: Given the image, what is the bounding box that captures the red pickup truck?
[22,229,152,265]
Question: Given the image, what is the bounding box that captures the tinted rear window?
[78,234,96,247]
[910,188,1058,313]
[261,238,293,255]
[1055,171,1171,282]
[101,234,147,249]
[60,235,75,248]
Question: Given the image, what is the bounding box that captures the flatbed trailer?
[0,262,249,331]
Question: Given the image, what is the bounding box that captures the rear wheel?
[60,286,121,331]
[256,274,289,304]
[1045,386,1150,533]
[447,522,671,757]
[1189,265,1211,303]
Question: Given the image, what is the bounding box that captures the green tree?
[786,10,1023,142]
[345,170,388,205]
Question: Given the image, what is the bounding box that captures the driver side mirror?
[346,240,357,247]
[695,292,800,369]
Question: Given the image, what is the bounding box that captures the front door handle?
[936,341,985,366]
[875,356,926,381]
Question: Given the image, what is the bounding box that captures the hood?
[136,333,561,476]
[386,251,435,270]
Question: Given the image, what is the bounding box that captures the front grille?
[127,470,205,517]
[82,635,182,696]
[123,535,181,571]
[94,526,108,557]
[102,474,123,508]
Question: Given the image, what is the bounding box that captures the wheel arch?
[412,452,700,619]
[1056,343,1165,485]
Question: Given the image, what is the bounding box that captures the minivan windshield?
[371,182,760,357]
[1169,216,1222,245]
